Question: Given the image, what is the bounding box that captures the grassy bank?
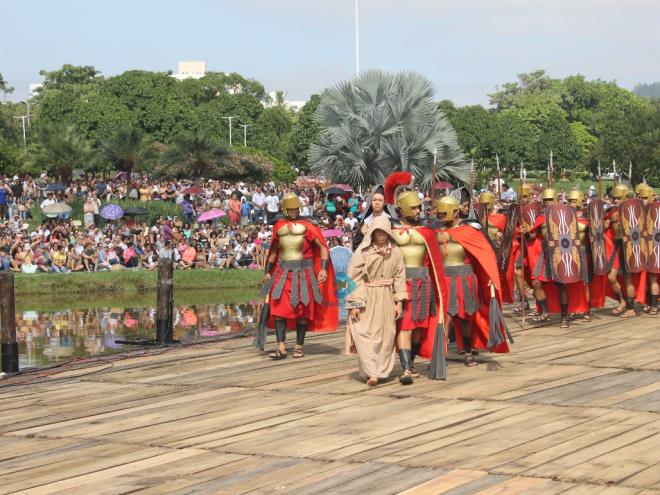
[14,269,263,298]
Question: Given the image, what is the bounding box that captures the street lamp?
[221,116,238,147]
[238,124,251,147]
[14,115,28,152]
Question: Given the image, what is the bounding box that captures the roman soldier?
[383,172,447,384]
[258,193,338,359]
[435,196,511,366]
[604,184,646,318]
[513,183,533,313]
[637,183,658,315]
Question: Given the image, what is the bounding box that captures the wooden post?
[0,272,19,373]
[156,259,174,345]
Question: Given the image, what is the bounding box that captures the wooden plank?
[398,469,488,495]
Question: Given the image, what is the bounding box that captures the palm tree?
[162,130,230,178]
[101,127,156,180]
[28,124,93,181]
[310,70,467,189]
[0,73,14,96]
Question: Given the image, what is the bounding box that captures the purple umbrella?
[322,228,344,238]
[198,209,227,222]
[100,204,124,220]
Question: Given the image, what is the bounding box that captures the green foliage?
[287,94,322,173]
[27,124,93,180]
[160,130,230,179]
[311,70,467,189]
[633,82,660,99]
[0,135,22,173]
[101,127,157,178]
[39,64,101,88]
[0,73,14,95]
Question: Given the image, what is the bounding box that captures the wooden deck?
[1,308,660,494]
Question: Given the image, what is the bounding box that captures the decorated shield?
[475,203,489,230]
[498,202,520,274]
[588,199,608,276]
[619,199,647,273]
[521,202,543,231]
[645,202,660,273]
[545,204,582,284]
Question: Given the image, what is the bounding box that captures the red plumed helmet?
[383,171,414,204]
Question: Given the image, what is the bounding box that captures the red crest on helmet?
[384,172,414,205]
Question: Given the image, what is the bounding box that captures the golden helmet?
[611,184,630,200]
[518,183,532,199]
[541,188,557,202]
[280,193,301,211]
[567,189,585,207]
[478,191,496,208]
[436,195,460,218]
[636,184,654,200]
[396,191,422,218]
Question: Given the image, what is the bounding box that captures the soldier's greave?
[652,295,658,308]
[538,299,548,314]
[399,349,413,371]
[296,320,308,346]
[463,336,472,354]
[274,318,287,343]
[411,342,420,364]
[626,297,635,310]
[560,303,568,318]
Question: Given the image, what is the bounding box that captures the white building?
[170,61,207,80]
[264,90,305,112]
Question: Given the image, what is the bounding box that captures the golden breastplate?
[611,211,622,240]
[392,227,427,267]
[438,231,467,266]
[277,222,306,260]
[578,221,588,243]
[487,223,500,244]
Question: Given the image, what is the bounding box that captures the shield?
[588,199,608,276]
[545,204,582,284]
[647,202,660,273]
[521,202,543,231]
[498,202,520,274]
[619,199,647,273]
[475,203,489,230]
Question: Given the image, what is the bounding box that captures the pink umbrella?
[184,186,204,195]
[323,228,344,238]
[433,181,454,190]
[198,209,227,222]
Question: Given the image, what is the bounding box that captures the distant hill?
[633,82,660,98]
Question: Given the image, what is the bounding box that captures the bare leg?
[621,273,637,318]
[608,268,626,314]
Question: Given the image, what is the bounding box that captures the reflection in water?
[16,298,264,368]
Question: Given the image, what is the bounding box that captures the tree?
[27,124,93,180]
[39,64,101,89]
[101,127,156,180]
[161,130,230,178]
[0,73,14,96]
[310,70,467,189]
[288,94,321,172]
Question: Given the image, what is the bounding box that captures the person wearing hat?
[257,193,338,360]
[636,183,658,315]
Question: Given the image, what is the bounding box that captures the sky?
[2,0,659,106]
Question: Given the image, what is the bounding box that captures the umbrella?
[123,207,150,216]
[433,182,454,190]
[42,202,72,215]
[100,204,124,220]
[183,186,204,195]
[45,183,66,192]
[324,184,353,195]
[322,228,344,238]
[198,209,227,222]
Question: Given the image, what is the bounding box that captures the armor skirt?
[399,266,437,331]
[261,259,323,319]
[444,264,480,319]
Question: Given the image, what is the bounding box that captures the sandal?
[620,309,636,318]
[560,318,570,329]
[650,306,658,316]
[530,313,550,323]
[293,346,304,359]
[513,302,530,314]
[581,313,592,322]
[367,377,378,386]
[464,355,478,367]
[399,370,414,385]
[410,367,420,378]
[268,350,288,360]
[612,304,627,316]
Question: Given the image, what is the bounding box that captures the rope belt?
[260,258,323,306]
[365,278,394,287]
[405,266,436,320]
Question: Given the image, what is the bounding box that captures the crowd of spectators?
[0,173,372,274]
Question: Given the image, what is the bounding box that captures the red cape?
[266,219,338,332]
[488,213,515,303]
[448,225,510,353]
[414,226,448,361]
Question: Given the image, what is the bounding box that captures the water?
[15,289,262,368]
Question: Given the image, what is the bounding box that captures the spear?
[549,150,554,189]
[468,158,475,195]
[629,160,633,187]
[432,146,437,199]
[597,160,603,198]
[519,162,526,328]
[496,154,502,202]
[613,159,618,184]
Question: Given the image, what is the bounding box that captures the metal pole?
[355,0,360,76]
[156,259,174,345]
[0,272,19,373]
[14,116,27,151]
[222,116,238,147]
[239,124,251,147]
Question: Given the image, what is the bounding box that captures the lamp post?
[238,124,251,147]
[13,115,27,152]
[221,116,238,147]
[355,0,360,76]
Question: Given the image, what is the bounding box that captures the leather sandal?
[399,370,414,385]
[367,377,378,386]
[268,350,288,360]
[612,304,627,316]
[293,346,304,359]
